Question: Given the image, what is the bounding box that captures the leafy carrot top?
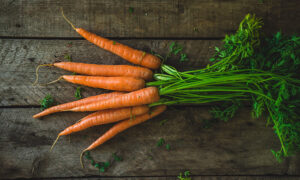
[40,94,54,110]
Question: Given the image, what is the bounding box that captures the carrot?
[50,105,149,151]
[61,9,161,70]
[33,92,124,119]
[70,87,160,112]
[53,62,153,81]
[59,105,149,136]
[62,75,145,92]
[80,105,166,167]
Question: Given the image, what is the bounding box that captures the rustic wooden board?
[0,39,220,106]
[1,107,299,179]
[0,0,299,38]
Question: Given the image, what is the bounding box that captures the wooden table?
[1,0,299,179]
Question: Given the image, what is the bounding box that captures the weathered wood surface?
[0,0,299,38]
[1,107,300,179]
[1,0,300,179]
[0,39,220,106]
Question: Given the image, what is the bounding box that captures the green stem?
[266,103,287,156]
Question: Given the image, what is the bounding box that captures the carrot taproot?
[59,105,149,136]
[70,87,160,112]
[79,105,166,166]
[50,105,150,151]
[62,75,145,92]
[33,92,124,119]
[53,62,153,81]
[85,105,166,151]
[61,9,161,69]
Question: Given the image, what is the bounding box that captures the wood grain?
[1,107,299,179]
[0,0,299,38]
[0,39,220,106]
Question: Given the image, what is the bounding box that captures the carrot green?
[148,14,300,162]
[40,94,54,111]
[75,87,82,100]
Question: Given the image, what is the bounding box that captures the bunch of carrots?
[35,11,299,166]
[33,9,166,167]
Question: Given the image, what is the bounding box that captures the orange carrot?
[53,62,153,81]
[62,75,145,91]
[59,105,149,136]
[62,9,161,69]
[85,105,166,151]
[70,87,160,112]
[33,92,124,118]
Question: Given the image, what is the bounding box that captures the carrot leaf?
[64,54,72,61]
[75,87,82,99]
[178,171,191,180]
[94,163,100,168]
[157,138,165,147]
[129,7,134,13]
[103,162,110,168]
[159,119,168,126]
[112,153,122,161]
[99,167,105,173]
[165,42,188,63]
[180,53,188,62]
[166,144,170,150]
[40,94,54,110]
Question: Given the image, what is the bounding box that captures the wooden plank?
[0,39,220,106]
[16,176,299,180]
[0,0,299,38]
[1,107,299,179]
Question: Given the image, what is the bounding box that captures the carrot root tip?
[50,135,61,152]
[33,64,54,86]
[61,7,76,30]
[80,150,88,169]
[39,76,63,86]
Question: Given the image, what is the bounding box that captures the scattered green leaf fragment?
[64,54,72,61]
[166,144,170,150]
[112,153,122,161]
[94,163,100,168]
[72,72,77,75]
[113,41,116,45]
[99,167,105,173]
[178,171,191,180]
[184,171,190,177]
[170,42,183,55]
[159,119,168,126]
[103,161,110,168]
[40,94,54,110]
[84,151,91,159]
[91,160,95,165]
[180,53,188,62]
[75,87,82,100]
[166,42,188,63]
[84,151,123,173]
[157,138,165,147]
[129,7,134,13]
[84,151,110,173]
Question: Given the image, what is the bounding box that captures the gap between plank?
[12,175,300,179]
[0,105,40,109]
[0,36,223,41]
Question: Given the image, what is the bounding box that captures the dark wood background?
[0,0,299,179]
